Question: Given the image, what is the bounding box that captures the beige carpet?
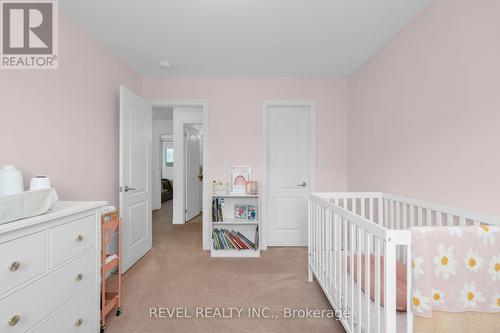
[106,201,346,333]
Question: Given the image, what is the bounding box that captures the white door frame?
[261,101,316,249]
[151,100,210,250]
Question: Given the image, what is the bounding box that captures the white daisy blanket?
[411,225,500,318]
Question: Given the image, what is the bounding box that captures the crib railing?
[309,192,500,333]
[309,193,412,333]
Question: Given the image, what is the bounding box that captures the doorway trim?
[261,100,316,249]
[151,99,210,251]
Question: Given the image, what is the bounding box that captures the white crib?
[308,192,500,333]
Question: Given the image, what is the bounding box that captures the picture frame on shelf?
[229,166,251,194]
[234,204,248,220]
[247,205,257,221]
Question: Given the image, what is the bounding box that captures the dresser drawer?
[0,231,47,295]
[0,250,96,333]
[29,284,96,333]
[50,215,96,267]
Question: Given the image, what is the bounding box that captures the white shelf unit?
[211,194,260,258]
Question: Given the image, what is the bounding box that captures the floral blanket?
[411,225,500,318]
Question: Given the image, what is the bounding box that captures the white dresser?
[0,201,105,333]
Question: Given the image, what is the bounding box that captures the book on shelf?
[212,197,224,222]
[255,226,259,249]
[212,228,258,250]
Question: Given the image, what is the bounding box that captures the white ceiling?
[60,0,431,77]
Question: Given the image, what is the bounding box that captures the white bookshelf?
[211,193,260,258]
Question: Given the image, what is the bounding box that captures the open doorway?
[119,89,209,274]
[152,101,210,250]
[152,107,174,213]
[151,106,205,237]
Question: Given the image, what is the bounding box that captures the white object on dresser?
[29,176,51,191]
[0,188,59,225]
[0,201,105,333]
[0,165,24,197]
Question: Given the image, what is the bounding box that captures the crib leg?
[308,265,313,282]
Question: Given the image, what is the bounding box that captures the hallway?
[106,201,345,333]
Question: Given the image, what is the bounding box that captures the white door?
[267,105,312,246]
[119,86,152,272]
[185,125,201,221]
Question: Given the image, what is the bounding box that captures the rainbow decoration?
[233,175,247,186]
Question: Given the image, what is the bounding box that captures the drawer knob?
[8,315,20,327]
[9,261,20,272]
[76,234,84,242]
[74,318,83,327]
[75,273,84,281]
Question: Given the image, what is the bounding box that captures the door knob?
[297,182,307,187]
[124,186,136,192]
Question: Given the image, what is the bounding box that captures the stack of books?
[212,197,224,222]
[212,228,257,250]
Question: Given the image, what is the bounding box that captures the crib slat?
[327,211,332,292]
[365,232,371,333]
[447,214,453,226]
[418,207,423,226]
[322,206,326,282]
[334,199,339,297]
[406,243,413,333]
[384,199,388,228]
[410,204,415,228]
[361,198,366,219]
[350,223,355,331]
[390,200,394,229]
[316,203,320,271]
[343,218,348,316]
[426,208,432,227]
[396,202,401,230]
[459,217,466,226]
[375,238,381,333]
[396,202,402,261]
[378,198,383,226]
[384,241,397,333]
[402,203,407,230]
[311,202,315,272]
[324,207,327,280]
[334,212,339,297]
[437,212,442,226]
[369,198,374,222]
[357,227,362,333]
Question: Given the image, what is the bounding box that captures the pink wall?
[348,0,500,214]
[143,77,348,192]
[0,14,142,206]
